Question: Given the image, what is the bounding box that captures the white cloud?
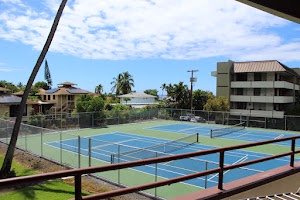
[0,0,299,61]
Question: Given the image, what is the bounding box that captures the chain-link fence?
[1,108,300,139]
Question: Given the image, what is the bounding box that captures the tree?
[144,89,158,99]
[160,83,167,98]
[111,71,134,95]
[173,82,190,109]
[95,84,103,95]
[193,90,214,110]
[123,97,131,104]
[17,82,25,90]
[203,96,230,111]
[0,0,68,178]
[76,94,105,112]
[163,82,189,109]
[0,80,19,93]
[34,81,51,90]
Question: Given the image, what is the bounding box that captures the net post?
[210,130,212,138]
[78,135,81,168]
[88,137,91,167]
[60,131,62,164]
[111,154,114,164]
[196,133,199,142]
[118,144,120,184]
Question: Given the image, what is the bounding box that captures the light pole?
[187,70,198,113]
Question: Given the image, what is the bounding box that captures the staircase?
[244,192,300,200]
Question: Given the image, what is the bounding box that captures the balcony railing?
[230,95,294,103]
[231,81,299,90]
[0,135,300,200]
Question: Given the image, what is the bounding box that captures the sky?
[0,0,300,95]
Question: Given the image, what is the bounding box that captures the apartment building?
[211,60,300,119]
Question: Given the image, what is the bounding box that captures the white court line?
[208,154,249,181]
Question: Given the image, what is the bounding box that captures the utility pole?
[187,70,198,113]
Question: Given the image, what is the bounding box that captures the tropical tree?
[34,81,51,90]
[95,84,103,95]
[164,82,189,109]
[111,71,134,95]
[123,97,131,104]
[173,82,190,109]
[17,82,25,90]
[76,94,105,112]
[160,83,167,97]
[111,73,122,95]
[0,80,19,93]
[0,0,68,178]
[193,90,214,110]
[203,96,230,111]
[144,89,158,99]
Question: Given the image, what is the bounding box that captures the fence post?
[75,175,82,200]
[290,138,296,167]
[218,150,225,190]
[41,128,43,156]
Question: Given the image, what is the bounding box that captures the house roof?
[43,87,90,95]
[118,92,156,98]
[37,82,93,95]
[0,87,11,93]
[0,94,21,104]
[233,60,300,77]
[58,82,77,87]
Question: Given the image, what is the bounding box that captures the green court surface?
[9,120,300,199]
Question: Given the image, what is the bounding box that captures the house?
[0,87,34,119]
[118,92,157,108]
[38,82,94,115]
[211,60,300,119]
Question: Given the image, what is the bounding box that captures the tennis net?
[210,122,245,138]
[111,133,198,164]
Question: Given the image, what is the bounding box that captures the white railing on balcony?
[230,95,294,103]
[230,109,284,118]
[231,81,299,90]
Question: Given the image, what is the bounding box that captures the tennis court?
[5,119,300,199]
[148,123,300,147]
[46,131,298,189]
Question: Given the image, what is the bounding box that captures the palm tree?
[160,83,166,99]
[110,73,122,95]
[0,0,68,178]
[173,82,190,109]
[111,71,134,95]
[95,84,103,95]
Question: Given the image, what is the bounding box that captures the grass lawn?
[0,155,88,200]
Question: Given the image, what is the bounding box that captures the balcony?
[230,95,294,103]
[231,81,299,90]
[230,109,284,118]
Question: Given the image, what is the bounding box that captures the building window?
[235,73,247,81]
[53,95,55,100]
[254,88,260,96]
[44,95,46,100]
[254,73,261,81]
[236,88,243,95]
[236,102,247,109]
[48,95,50,100]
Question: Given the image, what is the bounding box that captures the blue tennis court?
[148,123,300,147]
[46,132,297,189]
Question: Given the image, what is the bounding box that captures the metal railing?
[1,135,300,200]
